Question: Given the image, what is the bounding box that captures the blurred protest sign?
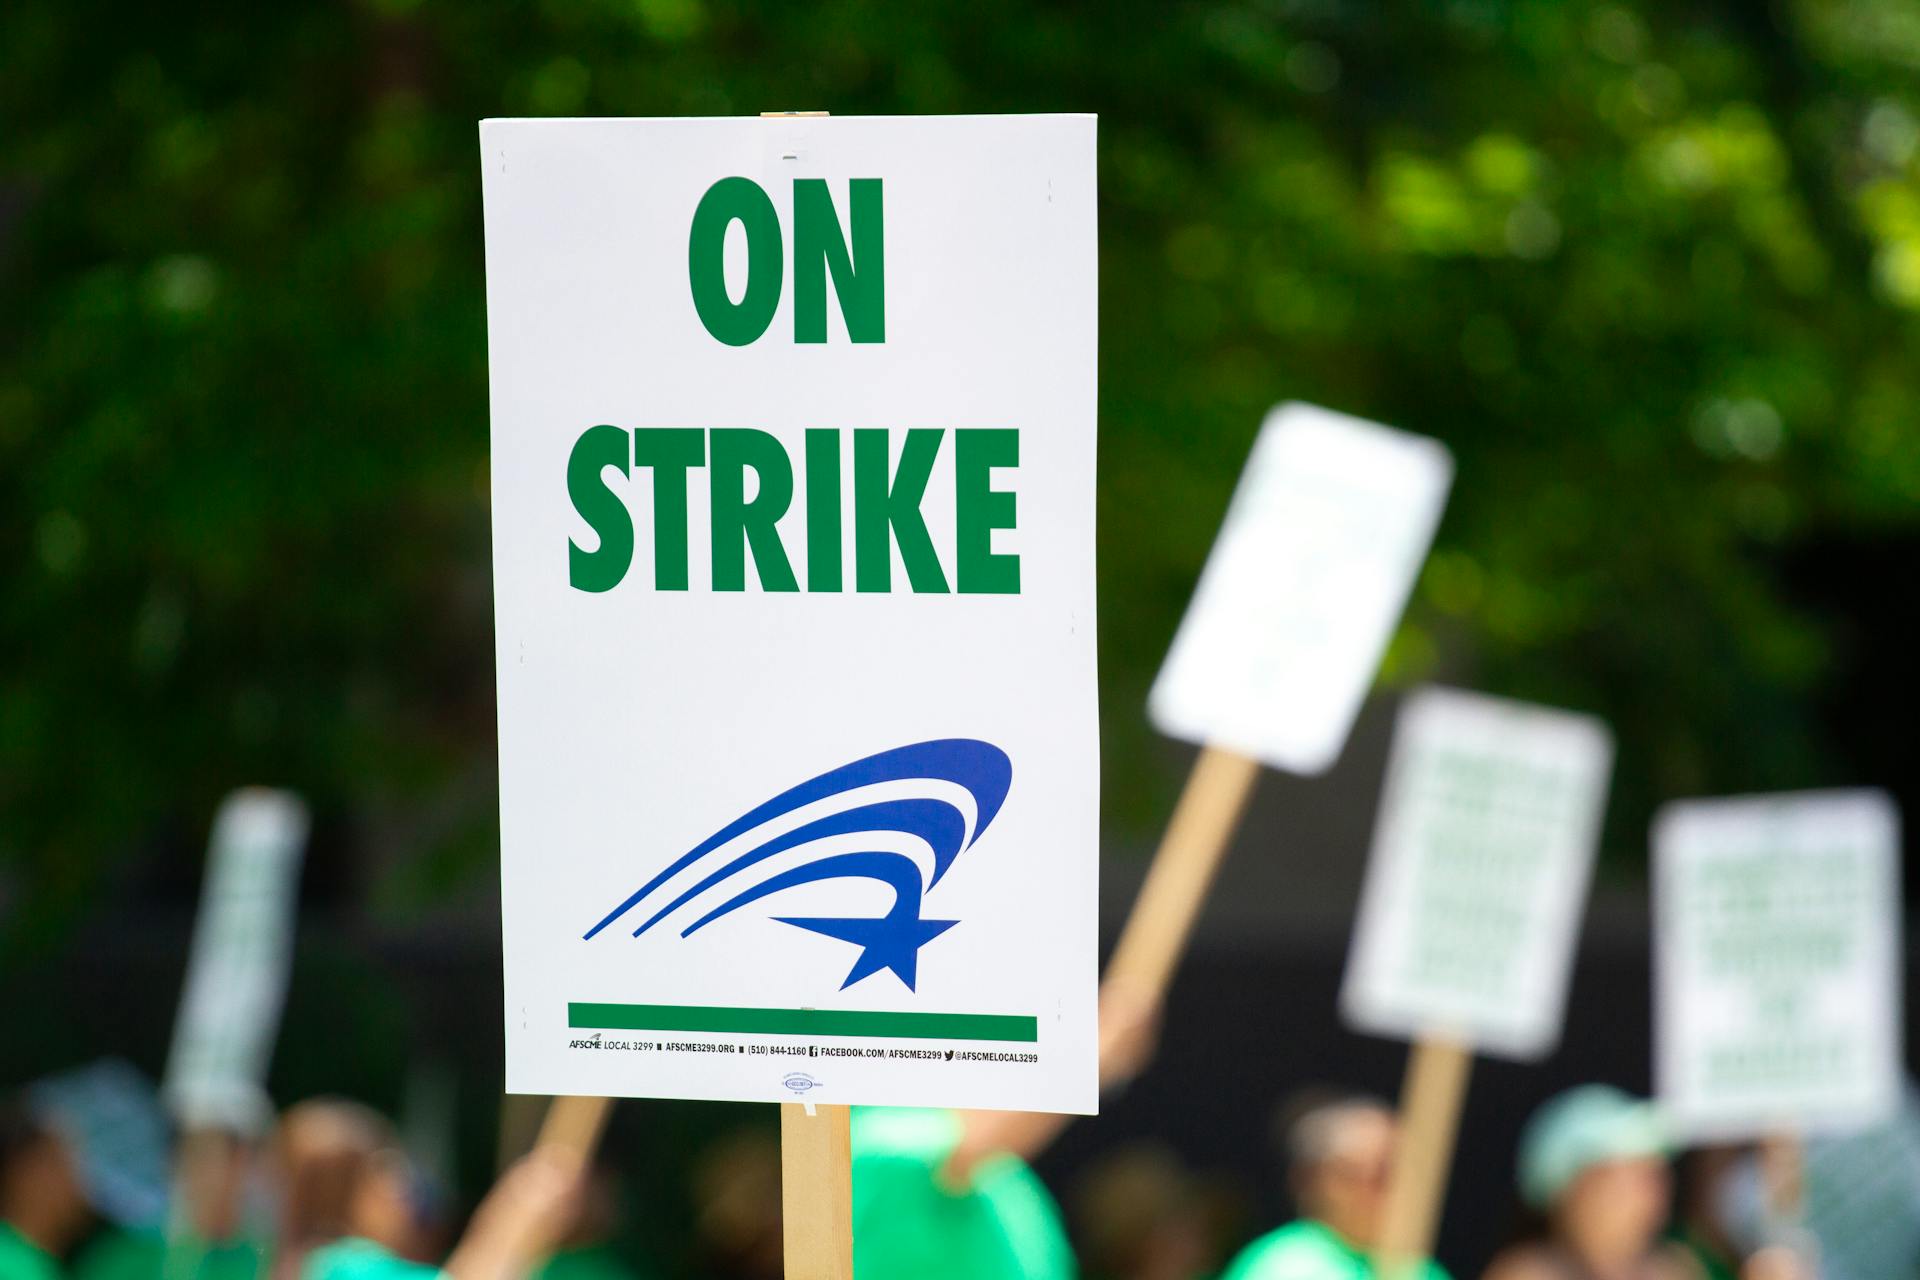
[481,114,1099,1123]
[1343,687,1615,1059]
[1341,687,1613,1273]
[1803,1086,1920,1280]
[162,788,309,1132]
[1655,789,1903,1141]
[1149,402,1453,777]
[1109,404,1451,1002]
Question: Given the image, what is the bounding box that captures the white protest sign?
[1148,403,1452,775]
[482,116,1099,1113]
[1341,687,1614,1059]
[1654,789,1902,1139]
[163,788,308,1130]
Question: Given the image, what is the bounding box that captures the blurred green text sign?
[1341,687,1614,1059]
[162,788,309,1130]
[1149,403,1451,774]
[481,115,1101,1112]
[1655,789,1903,1139]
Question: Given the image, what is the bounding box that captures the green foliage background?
[4,0,1917,931]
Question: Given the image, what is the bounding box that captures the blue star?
[775,912,959,990]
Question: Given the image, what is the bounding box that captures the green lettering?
[688,177,783,346]
[709,429,797,592]
[567,424,634,593]
[955,429,1019,593]
[794,178,884,343]
[805,429,843,592]
[633,428,705,590]
[855,429,949,593]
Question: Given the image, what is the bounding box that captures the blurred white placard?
[1148,402,1451,775]
[1655,789,1902,1140]
[163,788,308,1130]
[1341,687,1614,1059]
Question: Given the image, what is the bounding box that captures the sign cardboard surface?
[1148,402,1452,775]
[1655,789,1902,1139]
[482,116,1099,1112]
[1341,687,1614,1060]
[163,789,309,1129]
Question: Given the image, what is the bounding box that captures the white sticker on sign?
[1148,403,1452,775]
[1341,687,1614,1060]
[1655,789,1902,1140]
[482,116,1100,1113]
[164,788,309,1130]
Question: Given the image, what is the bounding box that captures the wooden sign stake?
[1758,1130,1814,1271]
[1760,1130,1804,1220]
[1375,1035,1473,1280]
[1104,744,1262,1000]
[753,107,855,1280]
[532,1093,614,1169]
[782,1102,854,1280]
[759,105,858,1280]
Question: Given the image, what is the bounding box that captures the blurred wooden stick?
[495,1094,549,1173]
[1103,744,1262,1001]
[1761,1131,1804,1220]
[782,1102,853,1280]
[1375,1035,1473,1279]
[533,1094,613,1169]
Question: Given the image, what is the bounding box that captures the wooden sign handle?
[533,1094,613,1169]
[782,1102,853,1280]
[1760,1131,1804,1220]
[1103,744,1261,1002]
[752,106,854,1280]
[1375,1035,1472,1279]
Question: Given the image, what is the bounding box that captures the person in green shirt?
[0,1225,61,1280]
[851,1107,1077,1280]
[1,1102,84,1280]
[4,1063,172,1280]
[301,1141,580,1280]
[76,1232,264,1280]
[1481,1085,1692,1280]
[1220,1092,1450,1280]
[850,980,1161,1279]
[531,1162,657,1280]
[76,1124,274,1280]
[531,1244,648,1280]
[1667,1147,1749,1280]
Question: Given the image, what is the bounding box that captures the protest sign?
[1655,789,1902,1140]
[1341,687,1612,1276]
[163,788,309,1131]
[1804,1088,1920,1280]
[1148,402,1453,776]
[1342,686,1615,1059]
[481,115,1100,1119]
[1108,405,1451,1003]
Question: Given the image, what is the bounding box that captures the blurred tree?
[2,0,1916,939]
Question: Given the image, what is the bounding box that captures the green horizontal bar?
[568,1002,1038,1043]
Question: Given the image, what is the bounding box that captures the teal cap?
[28,1059,170,1230]
[1517,1084,1668,1209]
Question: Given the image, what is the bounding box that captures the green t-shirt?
[1669,1230,1737,1280]
[1219,1220,1451,1280]
[851,1108,1074,1280]
[75,1230,265,1280]
[299,1240,440,1280]
[533,1245,658,1280]
[0,1225,61,1280]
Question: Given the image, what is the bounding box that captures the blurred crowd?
[6,1028,1897,1280]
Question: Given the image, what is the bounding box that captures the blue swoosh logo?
[583,739,1011,990]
